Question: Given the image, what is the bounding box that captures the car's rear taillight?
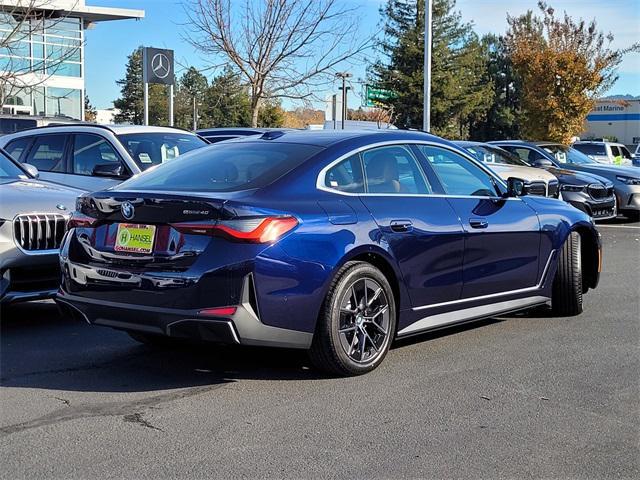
[68,212,99,229]
[171,216,298,244]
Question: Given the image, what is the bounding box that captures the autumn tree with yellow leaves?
[505,2,638,144]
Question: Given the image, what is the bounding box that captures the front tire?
[309,262,396,376]
[551,231,583,316]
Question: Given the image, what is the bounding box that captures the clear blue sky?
[86,0,640,109]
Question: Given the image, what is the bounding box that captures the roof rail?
[10,122,117,135]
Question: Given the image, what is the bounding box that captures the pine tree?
[200,66,251,128]
[371,0,494,138]
[174,67,209,129]
[468,34,520,140]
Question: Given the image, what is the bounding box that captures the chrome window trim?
[316,139,512,200]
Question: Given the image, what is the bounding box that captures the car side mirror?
[506,177,527,197]
[533,158,553,167]
[92,163,127,179]
[23,163,39,178]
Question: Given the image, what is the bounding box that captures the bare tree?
[1,1,81,112]
[183,0,373,127]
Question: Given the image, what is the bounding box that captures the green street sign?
[365,85,395,107]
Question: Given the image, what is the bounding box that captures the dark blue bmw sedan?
[57,130,601,375]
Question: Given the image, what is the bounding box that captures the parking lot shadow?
[0,302,322,394]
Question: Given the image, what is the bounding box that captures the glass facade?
[0,13,83,119]
[0,15,82,77]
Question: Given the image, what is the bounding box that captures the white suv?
[573,141,635,167]
[0,125,209,191]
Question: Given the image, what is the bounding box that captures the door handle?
[390,219,413,233]
[469,218,488,229]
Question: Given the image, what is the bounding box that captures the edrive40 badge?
[121,201,135,220]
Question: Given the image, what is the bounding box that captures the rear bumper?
[56,274,313,349]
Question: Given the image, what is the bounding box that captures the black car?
[490,141,617,220]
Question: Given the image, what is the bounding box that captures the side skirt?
[397,295,550,338]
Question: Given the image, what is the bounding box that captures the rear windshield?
[115,142,323,192]
[573,143,606,156]
[118,132,208,170]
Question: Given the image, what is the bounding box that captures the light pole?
[423,0,433,132]
[336,72,352,129]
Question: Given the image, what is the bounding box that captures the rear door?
[415,144,541,299]
[355,144,465,308]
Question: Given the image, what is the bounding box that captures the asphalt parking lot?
[1,220,638,479]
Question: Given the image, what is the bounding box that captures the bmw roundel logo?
[121,201,135,220]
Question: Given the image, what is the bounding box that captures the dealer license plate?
[114,223,156,254]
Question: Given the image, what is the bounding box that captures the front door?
[415,144,541,299]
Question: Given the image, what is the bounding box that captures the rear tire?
[551,231,583,316]
[309,261,396,376]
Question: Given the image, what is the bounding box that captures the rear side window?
[4,137,32,161]
[72,134,122,175]
[115,142,323,192]
[362,145,432,194]
[25,135,67,172]
[325,155,364,193]
[574,143,606,156]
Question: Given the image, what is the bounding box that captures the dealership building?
[582,98,640,148]
[0,0,143,120]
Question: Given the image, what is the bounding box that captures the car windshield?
[542,145,597,165]
[463,145,528,166]
[0,151,27,178]
[114,142,323,192]
[118,132,208,170]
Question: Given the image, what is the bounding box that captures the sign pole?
[423,0,432,132]
[142,47,149,126]
[168,83,174,127]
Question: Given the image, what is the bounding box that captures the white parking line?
[597,224,640,229]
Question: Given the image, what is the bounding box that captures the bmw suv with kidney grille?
[0,150,78,303]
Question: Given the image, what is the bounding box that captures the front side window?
[72,134,122,176]
[610,146,621,157]
[118,133,208,170]
[620,146,632,159]
[324,155,364,193]
[115,142,323,192]
[417,145,498,197]
[362,145,431,194]
[26,135,67,172]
